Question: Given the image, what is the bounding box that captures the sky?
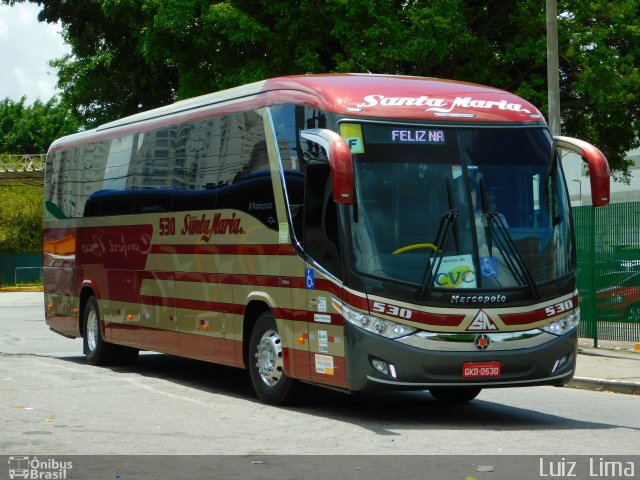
[0,2,70,103]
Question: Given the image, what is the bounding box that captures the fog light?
[552,354,571,373]
[371,359,397,379]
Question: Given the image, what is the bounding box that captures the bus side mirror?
[301,128,354,205]
[554,136,611,207]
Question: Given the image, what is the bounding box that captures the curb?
[567,377,640,396]
[0,286,43,292]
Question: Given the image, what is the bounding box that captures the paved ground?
[1,290,639,480]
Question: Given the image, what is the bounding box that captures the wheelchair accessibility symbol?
[480,256,498,278]
[305,269,315,289]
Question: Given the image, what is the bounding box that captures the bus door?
[303,161,347,387]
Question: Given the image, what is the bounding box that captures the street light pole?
[546,0,561,136]
[573,179,582,206]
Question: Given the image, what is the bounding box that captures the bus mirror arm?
[301,129,354,205]
[553,136,611,207]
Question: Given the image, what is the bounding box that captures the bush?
[0,185,43,253]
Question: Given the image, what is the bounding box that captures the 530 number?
[545,299,574,317]
[159,217,176,236]
[371,301,413,320]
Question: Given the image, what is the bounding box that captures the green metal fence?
[0,253,42,286]
[574,202,640,345]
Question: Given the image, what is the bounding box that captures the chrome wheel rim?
[86,308,99,352]
[255,329,283,386]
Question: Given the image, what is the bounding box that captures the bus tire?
[429,387,482,403]
[248,311,297,405]
[82,295,121,366]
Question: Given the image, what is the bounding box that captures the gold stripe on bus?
[173,280,218,302]
[233,284,293,310]
[144,253,302,276]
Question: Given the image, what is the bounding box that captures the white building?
[563,147,640,206]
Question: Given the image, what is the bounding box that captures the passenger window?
[215,111,278,230]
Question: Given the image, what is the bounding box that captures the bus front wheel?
[83,295,138,366]
[248,311,297,405]
[429,387,482,403]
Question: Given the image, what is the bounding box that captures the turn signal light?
[127,314,134,321]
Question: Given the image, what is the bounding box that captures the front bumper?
[344,323,577,392]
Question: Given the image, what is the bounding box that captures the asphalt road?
[1,292,639,461]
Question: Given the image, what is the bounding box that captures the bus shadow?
[59,352,639,435]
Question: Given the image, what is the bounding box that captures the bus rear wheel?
[248,311,297,405]
[83,295,138,366]
[429,387,482,403]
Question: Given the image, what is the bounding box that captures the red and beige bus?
[43,74,610,404]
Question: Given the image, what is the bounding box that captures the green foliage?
[0,185,43,253]
[2,0,639,173]
[0,97,80,154]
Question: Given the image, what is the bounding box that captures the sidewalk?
[569,338,640,395]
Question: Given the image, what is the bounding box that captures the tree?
[0,185,42,253]
[0,97,80,153]
[3,0,639,173]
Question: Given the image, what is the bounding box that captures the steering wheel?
[392,243,441,255]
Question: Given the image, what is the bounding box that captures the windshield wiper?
[477,179,539,298]
[420,208,458,298]
[486,212,540,299]
[420,178,460,298]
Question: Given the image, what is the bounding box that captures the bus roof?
[50,74,545,151]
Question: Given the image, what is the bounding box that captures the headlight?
[542,308,580,336]
[332,298,418,339]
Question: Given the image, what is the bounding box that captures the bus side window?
[215,111,278,230]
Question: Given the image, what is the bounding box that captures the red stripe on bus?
[136,295,341,325]
[310,353,347,388]
[105,322,244,368]
[343,289,369,310]
[283,348,347,388]
[410,310,465,327]
[501,295,579,326]
[500,307,552,326]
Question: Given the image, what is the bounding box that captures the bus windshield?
[345,123,572,294]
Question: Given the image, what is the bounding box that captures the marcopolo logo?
[8,456,73,480]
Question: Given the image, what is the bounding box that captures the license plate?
[462,361,501,378]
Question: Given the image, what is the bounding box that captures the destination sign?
[390,129,445,144]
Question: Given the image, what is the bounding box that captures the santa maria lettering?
[181,212,245,241]
[357,94,531,114]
